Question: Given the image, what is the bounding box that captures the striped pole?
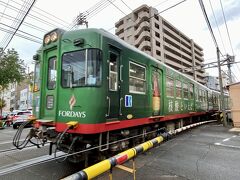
[62,120,216,180]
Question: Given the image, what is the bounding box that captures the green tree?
[0,48,26,115]
[0,98,6,116]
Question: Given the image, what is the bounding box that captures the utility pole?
[226,54,234,84]
[217,47,227,126]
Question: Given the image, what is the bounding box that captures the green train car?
[25,28,229,162]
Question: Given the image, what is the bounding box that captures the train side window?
[175,80,182,98]
[195,88,199,101]
[47,57,57,90]
[189,83,194,99]
[199,89,203,102]
[129,62,146,94]
[109,53,118,91]
[205,91,208,102]
[183,83,188,99]
[166,76,174,97]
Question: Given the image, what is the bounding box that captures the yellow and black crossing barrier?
[219,112,224,122]
[62,120,216,180]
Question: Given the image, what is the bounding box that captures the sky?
[0,0,239,82]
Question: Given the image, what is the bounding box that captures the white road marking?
[214,143,240,149]
[0,151,64,176]
[222,138,230,142]
[0,139,24,145]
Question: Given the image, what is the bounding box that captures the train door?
[106,47,121,120]
[151,67,163,116]
[40,49,58,120]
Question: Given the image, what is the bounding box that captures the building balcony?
[163,34,192,56]
[134,12,150,27]
[134,21,150,37]
[138,40,151,51]
[134,31,151,47]
[115,25,124,36]
[164,41,193,64]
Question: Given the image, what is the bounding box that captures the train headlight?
[44,35,51,45]
[50,32,58,42]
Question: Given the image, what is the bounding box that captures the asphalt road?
[96,123,240,180]
[0,123,240,180]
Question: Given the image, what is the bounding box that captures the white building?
[115,4,206,84]
[19,87,32,110]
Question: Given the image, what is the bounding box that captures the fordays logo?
[69,94,76,110]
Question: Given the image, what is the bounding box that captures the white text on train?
[58,111,86,118]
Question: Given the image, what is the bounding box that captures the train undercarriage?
[13,114,213,165]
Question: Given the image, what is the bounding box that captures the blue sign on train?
[125,95,132,107]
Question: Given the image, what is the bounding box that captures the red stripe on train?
[54,112,208,134]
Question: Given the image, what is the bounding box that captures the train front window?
[62,49,102,88]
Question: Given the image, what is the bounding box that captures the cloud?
[209,0,240,27]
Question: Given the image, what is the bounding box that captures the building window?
[166,76,174,97]
[155,32,160,38]
[156,41,160,47]
[155,23,160,29]
[183,83,188,99]
[156,50,161,56]
[176,80,182,98]
[129,62,146,94]
[154,14,159,21]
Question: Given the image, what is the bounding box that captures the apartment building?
[115,4,205,84]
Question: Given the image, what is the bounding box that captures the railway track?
[0,120,216,178]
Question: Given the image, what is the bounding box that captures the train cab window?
[183,83,188,99]
[166,76,174,97]
[62,49,102,88]
[33,62,40,92]
[129,62,146,94]
[87,49,102,85]
[175,80,182,98]
[48,57,57,90]
[189,83,194,99]
[109,53,118,91]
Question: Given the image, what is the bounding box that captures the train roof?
[64,28,229,95]
[93,29,208,89]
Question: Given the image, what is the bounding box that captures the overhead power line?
[219,0,234,56]
[0,0,68,30]
[70,0,116,29]
[1,0,36,51]
[219,0,240,76]
[0,12,47,33]
[208,0,226,54]
[0,22,42,40]
[198,0,218,48]
[12,0,70,28]
[0,26,41,44]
